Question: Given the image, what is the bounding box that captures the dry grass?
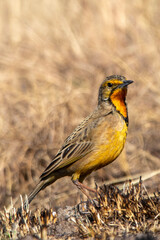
[0,0,160,238]
[0,180,160,239]
[76,180,160,239]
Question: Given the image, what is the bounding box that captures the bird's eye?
[107,82,113,87]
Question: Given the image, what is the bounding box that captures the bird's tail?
[27,176,56,204]
[27,181,45,204]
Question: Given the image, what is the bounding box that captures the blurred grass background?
[0,0,160,209]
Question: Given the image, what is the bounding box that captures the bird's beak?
[118,80,133,89]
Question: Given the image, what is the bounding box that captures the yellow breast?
[77,115,128,177]
[94,123,127,169]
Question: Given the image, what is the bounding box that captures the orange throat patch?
[110,88,128,119]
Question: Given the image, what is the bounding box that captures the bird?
[27,75,133,204]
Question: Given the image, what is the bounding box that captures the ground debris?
[74,179,160,239]
[0,179,160,239]
[0,203,57,239]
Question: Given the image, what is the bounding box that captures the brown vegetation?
[0,0,160,239]
[0,180,160,239]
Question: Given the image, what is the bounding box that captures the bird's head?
[98,75,133,120]
[98,75,133,104]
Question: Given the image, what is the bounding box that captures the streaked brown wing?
[40,113,95,180]
[40,140,93,180]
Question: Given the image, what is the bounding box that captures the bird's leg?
[72,179,96,198]
[72,179,91,198]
